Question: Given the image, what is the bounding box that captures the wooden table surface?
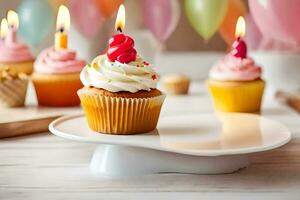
[1,83,300,200]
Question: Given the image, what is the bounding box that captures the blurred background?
[0,0,231,55]
[1,0,300,88]
[2,0,299,55]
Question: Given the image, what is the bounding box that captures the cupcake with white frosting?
[78,33,165,135]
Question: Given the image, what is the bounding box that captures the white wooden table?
[1,82,300,200]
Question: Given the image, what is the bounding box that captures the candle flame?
[0,18,8,39]
[56,5,70,32]
[235,16,246,38]
[115,4,125,32]
[7,10,19,29]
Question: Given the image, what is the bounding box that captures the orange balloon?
[219,0,247,45]
[49,0,68,12]
[95,0,124,19]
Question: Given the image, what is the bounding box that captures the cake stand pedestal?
[90,145,248,176]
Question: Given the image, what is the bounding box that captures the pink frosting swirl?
[0,41,33,63]
[209,55,262,81]
[34,47,86,74]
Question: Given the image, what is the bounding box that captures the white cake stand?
[49,113,291,177]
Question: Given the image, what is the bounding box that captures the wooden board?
[275,91,300,112]
[0,105,82,138]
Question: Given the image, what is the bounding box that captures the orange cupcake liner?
[32,73,82,107]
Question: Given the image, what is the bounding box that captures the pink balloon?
[70,0,104,38]
[143,0,180,43]
[249,0,300,43]
[244,14,262,50]
[259,38,300,51]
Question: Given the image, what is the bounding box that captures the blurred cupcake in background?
[0,11,34,75]
[207,16,265,113]
[207,51,265,113]
[32,5,86,107]
[0,67,28,107]
[162,74,190,95]
[32,47,85,107]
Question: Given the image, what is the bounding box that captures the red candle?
[106,4,137,64]
[232,37,247,58]
[231,16,247,59]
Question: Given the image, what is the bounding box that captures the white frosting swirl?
[80,55,159,93]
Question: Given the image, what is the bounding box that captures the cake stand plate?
[49,113,291,177]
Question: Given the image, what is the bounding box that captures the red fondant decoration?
[107,34,137,63]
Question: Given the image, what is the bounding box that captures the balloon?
[143,0,180,43]
[259,38,300,51]
[70,0,104,38]
[219,0,246,45]
[18,0,54,45]
[49,0,68,12]
[244,14,263,50]
[95,0,124,19]
[185,0,228,40]
[249,0,300,44]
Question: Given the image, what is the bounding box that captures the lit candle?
[115,4,125,33]
[6,10,19,44]
[0,18,8,41]
[54,5,70,51]
[231,16,247,59]
[107,4,137,63]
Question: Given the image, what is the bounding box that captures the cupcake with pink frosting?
[32,47,85,106]
[0,18,34,75]
[207,54,265,113]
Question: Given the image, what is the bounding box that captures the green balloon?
[18,0,54,45]
[185,0,228,40]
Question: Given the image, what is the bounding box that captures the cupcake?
[0,13,34,75]
[0,36,34,76]
[162,74,190,95]
[78,33,165,135]
[207,54,265,113]
[0,67,28,107]
[32,47,85,107]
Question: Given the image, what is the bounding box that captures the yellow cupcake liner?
[207,79,265,113]
[78,89,166,135]
[0,60,34,75]
[0,79,28,107]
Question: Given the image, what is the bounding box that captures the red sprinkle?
[151,74,157,80]
[143,61,149,66]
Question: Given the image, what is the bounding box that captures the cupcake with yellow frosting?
[207,54,265,113]
[78,33,165,135]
